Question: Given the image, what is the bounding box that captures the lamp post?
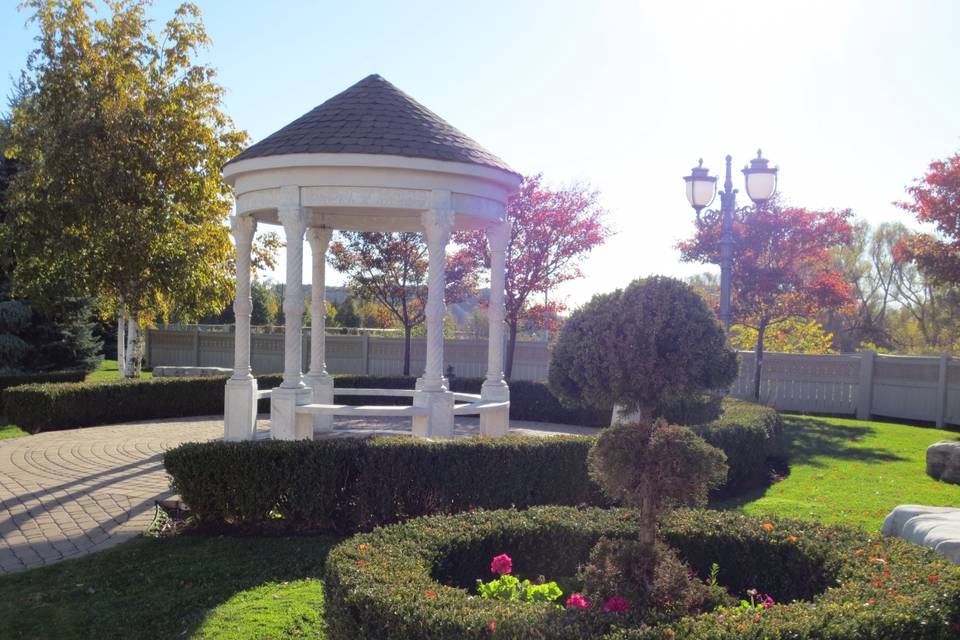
[683,150,778,331]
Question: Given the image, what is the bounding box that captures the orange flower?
[752,614,762,623]
[487,620,497,633]
[359,543,368,551]
[355,559,367,568]
[426,590,437,598]
[929,574,939,583]
[854,548,865,555]
[762,522,775,532]
[787,535,798,543]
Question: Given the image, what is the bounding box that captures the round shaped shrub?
[548,276,737,416]
[324,506,960,640]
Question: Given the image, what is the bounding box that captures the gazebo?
[221,74,522,441]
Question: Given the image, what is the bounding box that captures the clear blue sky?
[3,0,959,306]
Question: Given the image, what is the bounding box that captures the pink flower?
[602,596,630,613]
[490,554,513,575]
[565,593,591,609]
[760,594,775,609]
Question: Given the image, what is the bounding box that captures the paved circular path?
[0,416,596,575]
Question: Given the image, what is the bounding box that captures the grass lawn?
[0,534,337,640]
[85,359,153,382]
[720,414,960,531]
[0,419,28,440]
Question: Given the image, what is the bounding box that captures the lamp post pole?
[718,155,736,332]
[684,150,778,333]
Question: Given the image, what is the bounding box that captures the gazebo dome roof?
[227,74,517,177]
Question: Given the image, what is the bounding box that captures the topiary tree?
[581,418,729,620]
[588,419,728,547]
[548,276,738,420]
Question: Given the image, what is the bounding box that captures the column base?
[271,386,312,440]
[480,381,510,437]
[481,380,510,402]
[305,372,335,434]
[412,389,455,438]
[415,376,449,391]
[224,377,258,441]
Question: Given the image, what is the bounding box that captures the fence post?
[145,328,152,369]
[856,350,875,420]
[937,353,950,429]
[361,332,370,375]
[192,327,201,367]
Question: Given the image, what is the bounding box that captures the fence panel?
[146,328,960,426]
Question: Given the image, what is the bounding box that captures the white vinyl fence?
[145,327,960,427]
[730,351,959,427]
[145,328,550,382]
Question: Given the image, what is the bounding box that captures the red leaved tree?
[678,201,855,399]
[454,174,611,378]
[895,152,960,283]
[328,232,479,375]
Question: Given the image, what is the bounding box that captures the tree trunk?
[402,325,412,376]
[504,321,518,380]
[752,321,768,401]
[638,493,657,549]
[116,306,126,378]
[124,313,143,378]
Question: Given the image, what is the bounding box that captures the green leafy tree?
[730,318,835,355]
[334,296,361,328]
[2,0,246,377]
[549,276,737,418]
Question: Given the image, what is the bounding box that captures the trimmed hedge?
[324,506,960,640]
[165,436,603,533]
[0,370,87,414]
[688,398,783,491]
[1,373,609,433]
[162,398,780,532]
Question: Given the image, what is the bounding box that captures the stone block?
[926,440,960,484]
[883,504,960,565]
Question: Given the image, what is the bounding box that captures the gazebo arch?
[222,74,521,441]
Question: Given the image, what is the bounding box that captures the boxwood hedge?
[163,398,780,532]
[1,374,610,433]
[324,506,960,640]
[0,370,86,414]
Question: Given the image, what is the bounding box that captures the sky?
[2,0,959,308]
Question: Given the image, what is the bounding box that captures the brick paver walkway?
[0,415,596,575]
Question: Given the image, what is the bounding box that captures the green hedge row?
[165,436,603,534]
[0,370,87,414]
[162,398,779,532]
[1,373,610,433]
[325,506,960,640]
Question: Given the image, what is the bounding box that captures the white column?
[420,205,453,391]
[305,227,334,433]
[224,214,259,441]
[482,221,511,397]
[412,196,456,438]
[278,205,307,390]
[480,221,511,437]
[271,189,311,441]
[231,215,257,380]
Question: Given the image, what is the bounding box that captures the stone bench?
[153,366,233,378]
[926,440,960,484]
[882,505,960,565]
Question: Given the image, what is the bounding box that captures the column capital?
[278,205,305,232]
[230,215,257,245]
[421,208,454,245]
[486,220,512,253]
[306,226,334,251]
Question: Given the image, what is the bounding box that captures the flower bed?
[324,506,960,639]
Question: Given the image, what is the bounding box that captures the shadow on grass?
[777,417,906,468]
[0,533,339,640]
[714,416,908,512]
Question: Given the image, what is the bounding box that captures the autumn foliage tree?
[454,174,610,378]
[1,0,246,377]
[328,231,478,375]
[896,151,960,283]
[679,201,854,399]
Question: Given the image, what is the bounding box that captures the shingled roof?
[228,74,517,175]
